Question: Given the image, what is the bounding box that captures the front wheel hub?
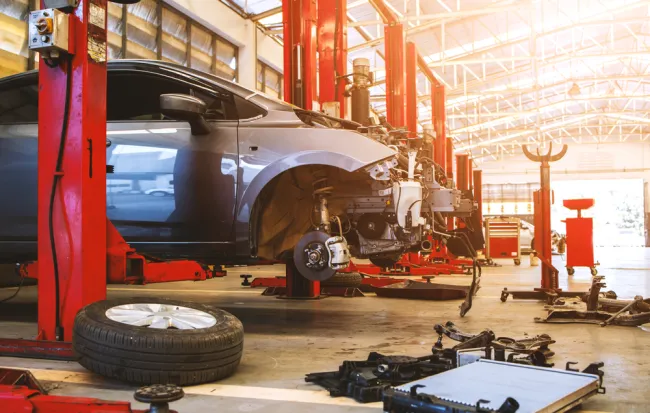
[304,242,328,270]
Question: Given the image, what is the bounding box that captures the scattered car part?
[374,280,470,300]
[535,309,650,326]
[460,259,481,317]
[305,352,456,403]
[433,321,495,351]
[73,298,244,385]
[307,322,565,404]
[373,257,480,318]
[433,322,555,361]
[536,276,650,327]
[321,272,362,287]
[384,359,604,413]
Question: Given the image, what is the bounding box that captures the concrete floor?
[1,247,649,412]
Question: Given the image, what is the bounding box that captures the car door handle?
[249,146,258,151]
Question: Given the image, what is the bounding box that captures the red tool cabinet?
[485,217,521,266]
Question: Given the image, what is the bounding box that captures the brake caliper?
[326,236,351,270]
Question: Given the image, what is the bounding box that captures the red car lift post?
[317,0,347,118]
[283,0,317,111]
[369,0,405,127]
[405,41,419,139]
[37,0,109,344]
[473,169,483,227]
[0,0,212,361]
[278,0,321,298]
[501,143,585,302]
[455,153,470,228]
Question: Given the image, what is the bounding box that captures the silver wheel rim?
[105,303,217,329]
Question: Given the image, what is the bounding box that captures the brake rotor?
[294,231,337,281]
[357,213,387,239]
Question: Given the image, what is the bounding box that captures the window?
[125,0,159,59]
[106,72,237,121]
[104,0,238,81]
[0,75,38,123]
[256,60,282,99]
[0,0,30,77]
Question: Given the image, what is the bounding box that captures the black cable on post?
[49,55,73,341]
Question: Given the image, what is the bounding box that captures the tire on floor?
[321,272,363,287]
[72,297,244,386]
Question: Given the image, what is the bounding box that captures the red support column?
[38,0,108,341]
[283,0,317,110]
[473,169,483,227]
[432,84,446,168]
[446,138,455,231]
[468,159,474,189]
[369,0,405,127]
[318,0,347,118]
[384,23,406,127]
[446,137,455,179]
[405,41,418,138]
[455,153,470,229]
[455,154,470,192]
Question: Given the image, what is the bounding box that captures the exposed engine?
[339,118,480,267]
[290,107,481,277]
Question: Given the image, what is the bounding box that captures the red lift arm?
[318,0,347,118]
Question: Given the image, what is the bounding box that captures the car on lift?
[0,60,467,281]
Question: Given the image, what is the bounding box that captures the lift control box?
[28,9,70,56]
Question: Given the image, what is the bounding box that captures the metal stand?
[279,259,322,299]
[501,143,587,302]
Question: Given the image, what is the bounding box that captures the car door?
[105,68,239,259]
[0,73,39,262]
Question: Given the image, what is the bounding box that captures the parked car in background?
[144,188,175,197]
[484,217,564,254]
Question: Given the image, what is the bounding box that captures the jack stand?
[278,259,322,299]
[501,143,587,303]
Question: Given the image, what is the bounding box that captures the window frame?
[256,60,282,100]
[106,67,239,123]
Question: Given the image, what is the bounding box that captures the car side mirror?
[160,94,210,135]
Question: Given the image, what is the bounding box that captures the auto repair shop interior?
[1,0,649,412]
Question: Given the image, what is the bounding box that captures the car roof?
[0,59,248,95]
[1,59,292,112]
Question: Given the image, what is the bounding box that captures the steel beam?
[283,0,317,110]
[318,0,347,118]
[37,0,108,341]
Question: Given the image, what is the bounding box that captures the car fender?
[234,147,396,257]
